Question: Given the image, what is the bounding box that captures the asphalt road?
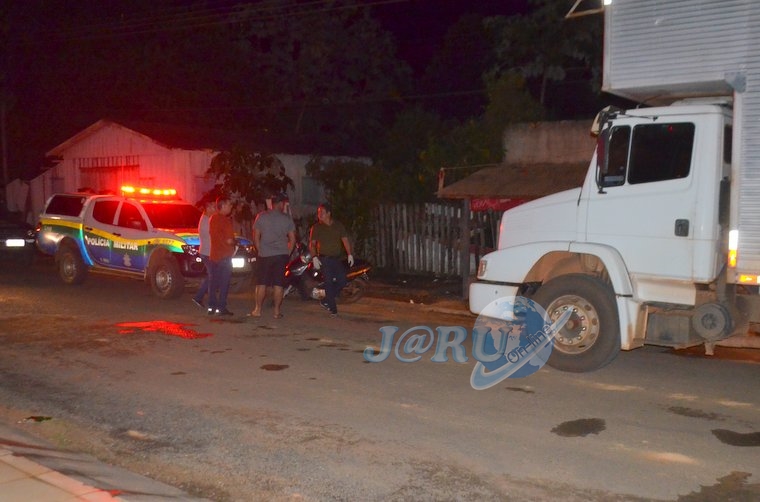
[0,257,759,501]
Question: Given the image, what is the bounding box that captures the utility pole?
[0,94,7,215]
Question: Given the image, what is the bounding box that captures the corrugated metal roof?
[437,162,589,200]
[46,119,354,157]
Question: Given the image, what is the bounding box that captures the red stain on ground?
[116,321,212,339]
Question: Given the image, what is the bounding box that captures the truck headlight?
[478,259,488,277]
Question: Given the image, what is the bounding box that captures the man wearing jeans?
[207,196,236,316]
[192,199,216,309]
[309,203,353,317]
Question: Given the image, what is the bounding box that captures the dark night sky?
[372,0,530,72]
[3,0,535,181]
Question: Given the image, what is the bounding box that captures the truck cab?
[471,101,742,372]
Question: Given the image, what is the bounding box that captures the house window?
[78,156,140,194]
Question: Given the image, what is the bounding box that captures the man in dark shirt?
[309,203,353,317]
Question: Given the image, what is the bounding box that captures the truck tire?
[56,243,87,285]
[533,274,620,372]
[148,255,184,299]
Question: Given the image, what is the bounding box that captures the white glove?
[312,256,322,270]
[347,254,354,267]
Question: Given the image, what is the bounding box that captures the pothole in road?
[711,429,760,447]
[505,386,535,394]
[551,418,606,437]
[667,406,725,421]
[261,364,289,371]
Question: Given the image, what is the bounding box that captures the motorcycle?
[283,242,371,304]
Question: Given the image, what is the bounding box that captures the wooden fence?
[370,202,501,277]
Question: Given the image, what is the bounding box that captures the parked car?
[0,219,37,265]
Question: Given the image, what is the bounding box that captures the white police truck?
[36,186,254,299]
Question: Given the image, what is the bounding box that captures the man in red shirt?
[207,196,236,315]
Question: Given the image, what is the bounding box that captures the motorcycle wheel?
[339,277,367,304]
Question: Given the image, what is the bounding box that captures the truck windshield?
[142,203,201,229]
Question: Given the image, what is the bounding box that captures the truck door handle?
[113,233,121,237]
[675,219,689,237]
[84,226,93,231]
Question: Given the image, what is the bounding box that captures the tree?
[237,0,411,154]
[373,74,544,203]
[373,106,449,202]
[204,148,293,221]
[485,0,602,113]
[305,157,384,256]
[420,13,499,121]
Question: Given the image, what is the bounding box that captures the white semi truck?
[469,0,760,372]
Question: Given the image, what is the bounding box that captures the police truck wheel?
[533,274,620,373]
[56,244,87,285]
[149,255,184,299]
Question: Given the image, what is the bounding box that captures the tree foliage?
[305,158,384,256]
[205,148,293,220]
[372,73,544,202]
[485,0,603,108]
[236,0,411,153]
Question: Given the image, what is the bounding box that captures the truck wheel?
[533,274,620,372]
[339,277,367,304]
[149,255,184,299]
[56,243,87,285]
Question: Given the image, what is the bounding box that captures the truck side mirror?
[595,127,610,193]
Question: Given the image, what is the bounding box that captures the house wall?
[503,120,595,165]
[27,121,329,225]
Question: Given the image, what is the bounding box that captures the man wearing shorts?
[250,192,296,319]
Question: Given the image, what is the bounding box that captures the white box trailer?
[603,0,760,275]
[469,0,760,372]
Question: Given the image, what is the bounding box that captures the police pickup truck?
[36,186,255,299]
